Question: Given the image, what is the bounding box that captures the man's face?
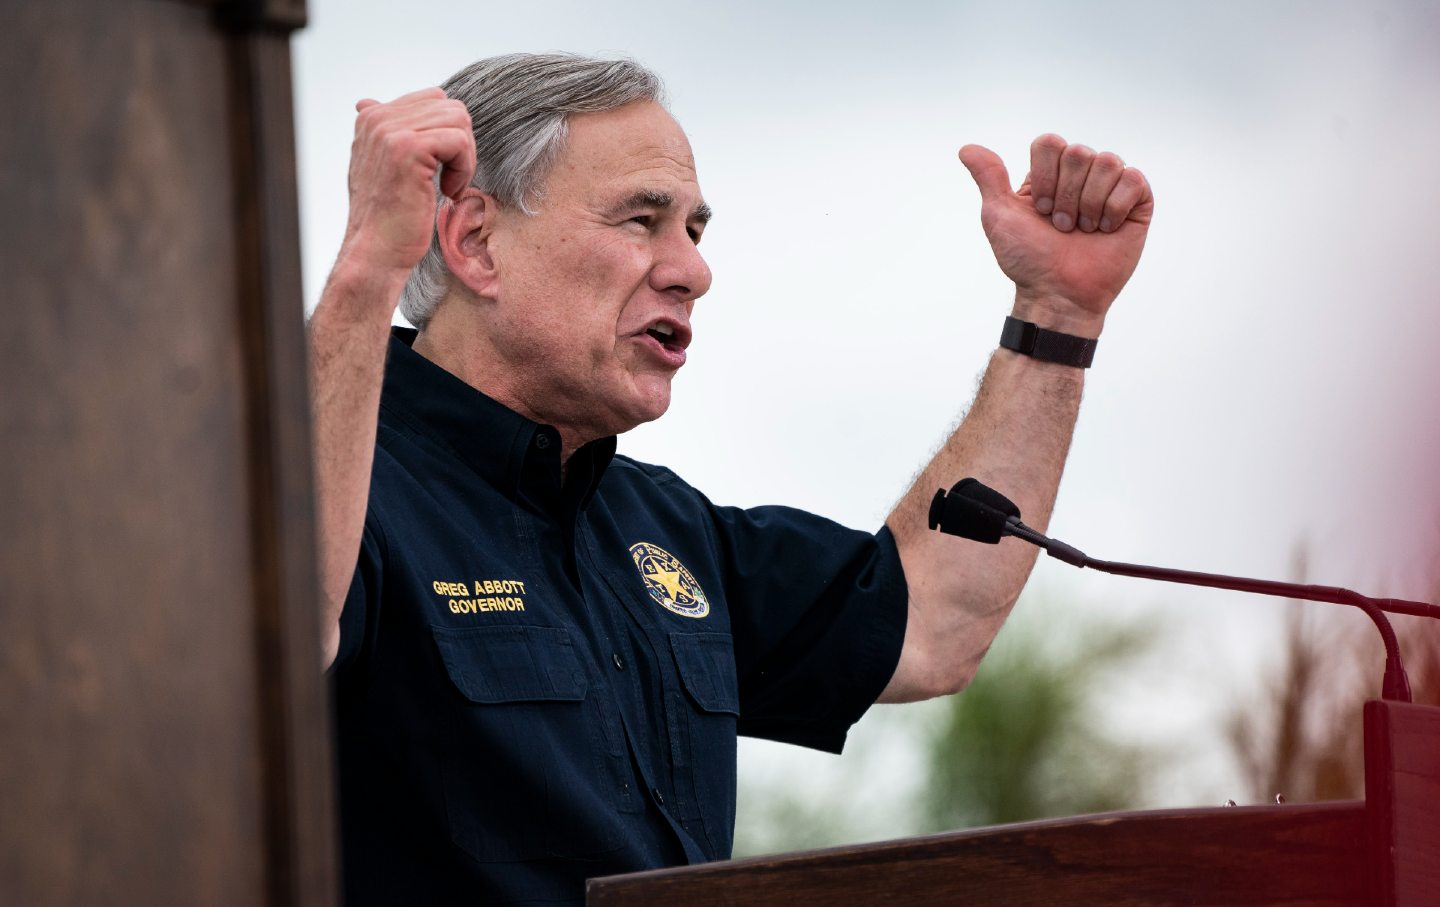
[484,101,712,443]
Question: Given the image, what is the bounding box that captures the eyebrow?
[607,189,713,225]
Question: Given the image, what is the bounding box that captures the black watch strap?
[998,316,1097,368]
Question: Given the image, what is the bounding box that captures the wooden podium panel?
[588,803,1369,906]
[1365,701,1440,905]
[0,2,334,905]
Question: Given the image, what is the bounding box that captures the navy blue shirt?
[333,330,909,905]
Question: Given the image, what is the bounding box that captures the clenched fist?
[339,87,477,286]
[960,135,1154,334]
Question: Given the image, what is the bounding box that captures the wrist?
[331,236,419,291]
[1010,292,1105,339]
[317,248,413,326]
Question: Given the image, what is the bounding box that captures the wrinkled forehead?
[551,102,703,201]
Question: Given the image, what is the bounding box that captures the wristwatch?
[998,316,1097,368]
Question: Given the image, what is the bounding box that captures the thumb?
[958,144,1012,202]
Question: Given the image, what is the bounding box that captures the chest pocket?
[667,632,740,856]
[431,624,636,862]
[434,625,586,702]
[670,632,740,715]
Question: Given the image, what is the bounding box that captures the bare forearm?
[877,131,1153,703]
[309,261,406,668]
[881,326,1087,702]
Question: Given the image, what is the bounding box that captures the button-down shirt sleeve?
[334,513,385,673]
[701,500,909,753]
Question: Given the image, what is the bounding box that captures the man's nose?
[649,228,712,301]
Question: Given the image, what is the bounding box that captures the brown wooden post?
[0,2,335,905]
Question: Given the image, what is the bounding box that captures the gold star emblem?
[652,566,686,602]
[629,542,710,619]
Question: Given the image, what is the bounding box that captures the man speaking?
[309,53,1152,904]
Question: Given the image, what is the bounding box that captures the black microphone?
[928,479,1086,565]
[928,478,1432,702]
[927,477,1016,543]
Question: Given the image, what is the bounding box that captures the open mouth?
[643,320,690,351]
[638,319,690,367]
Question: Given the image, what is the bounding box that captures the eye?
[627,214,653,228]
[687,226,702,244]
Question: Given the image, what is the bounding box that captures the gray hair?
[398,53,666,330]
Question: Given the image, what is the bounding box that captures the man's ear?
[437,188,502,299]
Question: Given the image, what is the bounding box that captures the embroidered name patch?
[432,578,528,615]
[629,542,710,619]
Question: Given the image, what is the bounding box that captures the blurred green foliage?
[733,596,1161,855]
[919,607,1157,831]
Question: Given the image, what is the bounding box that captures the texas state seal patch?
[629,542,710,619]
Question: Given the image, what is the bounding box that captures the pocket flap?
[669,632,740,715]
[432,625,588,703]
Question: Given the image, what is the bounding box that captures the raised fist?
[339,87,477,280]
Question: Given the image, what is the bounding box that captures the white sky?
[294,0,1440,833]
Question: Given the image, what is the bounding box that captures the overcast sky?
[293,0,1440,825]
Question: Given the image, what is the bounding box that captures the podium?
[588,701,1439,906]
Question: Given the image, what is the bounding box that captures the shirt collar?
[379,328,616,508]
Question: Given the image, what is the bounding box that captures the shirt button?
[534,433,551,450]
[611,653,626,671]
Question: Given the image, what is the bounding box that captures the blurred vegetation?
[1225,555,1440,803]
[919,609,1159,831]
[733,596,1162,855]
